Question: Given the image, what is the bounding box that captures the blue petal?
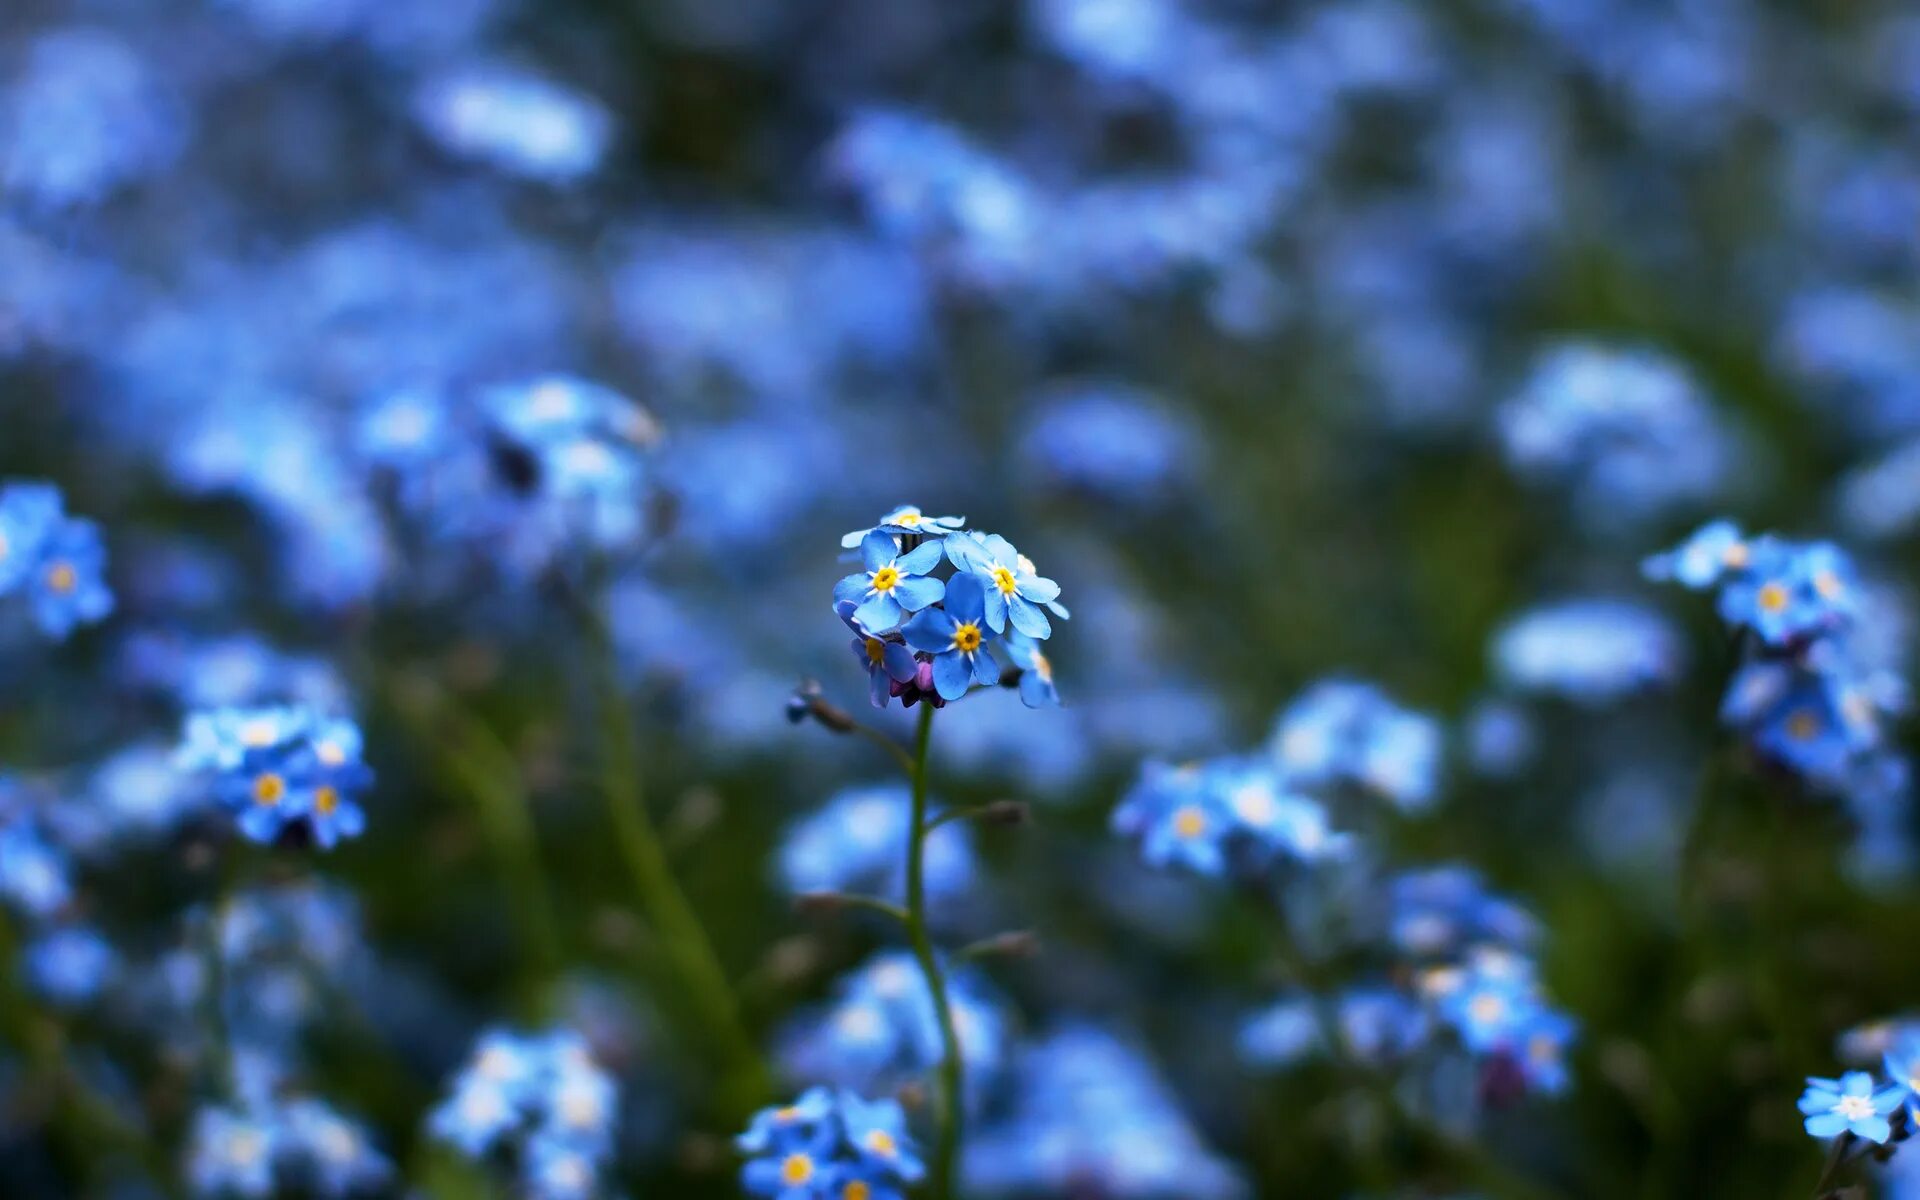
[944,572,987,624]
[896,540,945,574]
[969,651,1001,687]
[1860,1115,1894,1144]
[1007,595,1051,639]
[980,586,1007,633]
[932,651,973,701]
[835,575,870,605]
[860,531,896,572]
[854,593,903,633]
[891,575,946,612]
[903,608,957,653]
[945,535,986,572]
[882,643,919,682]
[1019,574,1061,603]
[1804,1112,1848,1138]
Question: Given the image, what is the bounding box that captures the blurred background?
[3,0,1920,1196]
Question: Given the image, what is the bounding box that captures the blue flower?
[0,481,61,594]
[840,506,966,548]
[281,1099,391,1198]
[1884,1031,1920,1121]
[836,531,947,633]
[838,601,920,708]
[178,707,374,849]
[999,630,1061,709]
[739,1089,923,1200]
[945,532,1064,639]
[1799,1071,1905,1143]
[903,572,1001,701]
[23,924,116,1007]
[1114,761,1232,876]
[1716,537,1834,646]
[1642,519,1750,589]
[431,1027,620,1192]
[187,1106,281,1199]
[25,513,113,638]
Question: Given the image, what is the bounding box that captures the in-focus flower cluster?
[738,1087,924,1200]
[175,707,374,848]
[429,1028,619,1200]
[1647,521,1910,853]
[0,480,113,640]
[835,507,1067,708]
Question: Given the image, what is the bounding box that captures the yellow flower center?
[990,565,1019,596]
[865,1130,897,1158]
[1173,805,1207,839]
[865,638,887,665]
[240,720,279,747]
[314,786,340,816]
[895,512,921,527]
[870,566,900,593]
[844,1184,871,1200]
[252,773,286,807]
[781,1154,814,1186]
[45,562,76,594]
[1756,582,1789,613]
[952,622,983,654]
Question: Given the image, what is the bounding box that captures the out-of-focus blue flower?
[175,707,374,849]
[1491,598,1683,704]
[738,1087,924,1199]
[1886,1031,1920,1122]
[1642,518,1750,589]
[837,532,947,633]
[187,1106,281,1199]
[779,784,976,910]
[412,65,613,183]
[1499,343,1732,528]
[779,953,1008,1100]
[0,814,71,918]
[963,1025,1244,1199]
[1269,678,1443,811]
[1,29,185,209]
[0,481,113,639]
[279,1099,393,1197]
[23,924,117,1007]
[1388,866,1541,959]
[1114,757,1349,877]
[1463,700,1536,778]
[1018,384,1200,503]
[429,1028,618,1194]
[1799,1072,1904,1143]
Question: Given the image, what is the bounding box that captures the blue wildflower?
[430,1027,618,1193]
[1642,518,1750,589]
[840,506,966,548]
[1270,679,1443,811]
[1884,1031,1920,1121]
[280,1099,392,1198]
[187,1106,281,1198]
[903,572,1001,701]
[779,953,1008,1100]
[739,1088,923,1200]
[23,924,117,1007]
[779,784,977,910]
[412,65,612,183]
[945,532,1065,639]
[837,531,947,633]
[24,512,113,638]
[0,481,60,594]
[1492,598,1683,704]
[177,708,374,849]
[999,630,1061,709]
[838,601,920,708]
[1799,1072,1904,1143]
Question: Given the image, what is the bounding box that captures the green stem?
[902,702,965,1200]
[584,619,770,1118]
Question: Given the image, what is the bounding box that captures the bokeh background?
[4,0,1920,1196]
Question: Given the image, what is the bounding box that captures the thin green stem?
[582,613,770,1118]
[902,702,965,1200]
[845,720,918,777]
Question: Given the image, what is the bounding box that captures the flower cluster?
[738,1087,924,1200]
[1269,678,1443,812]
[777,952,1010,1101]
[1498,343,1735,529]
[835,507,1066,708]
[0,480,113,640]
[1646,521,1909,821]
[1113,756,1350,878]
[359,376,661,583]
[175,707,374,848]
[187,1097,391,1199]
[1793,1019,1920,1155]
[429,1028,619,1200]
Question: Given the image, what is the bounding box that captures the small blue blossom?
[999,631,1061,709]
[429,1027,619,1195]
[837,601,921,708]
[1884,1031,1920,1121]
[840,506,966,548]
[945,533,1065,639]
[1799,1071,1905,1143]
[779,953,1009,1100]
[1270,679,1443,811]
[903,572,1002,702]
[175,707,374,849]
[0,481,61,594]
[187,1106,281,1199]
[1492,598,1683,704]
[837,531,948,633]
[739,1088,924,1199]
[1642,519,1750,590]
[23,924,117,1007]
[779,784,977,909]
[412,64,613,183]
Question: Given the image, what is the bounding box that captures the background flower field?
[3,0,1920,1197]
